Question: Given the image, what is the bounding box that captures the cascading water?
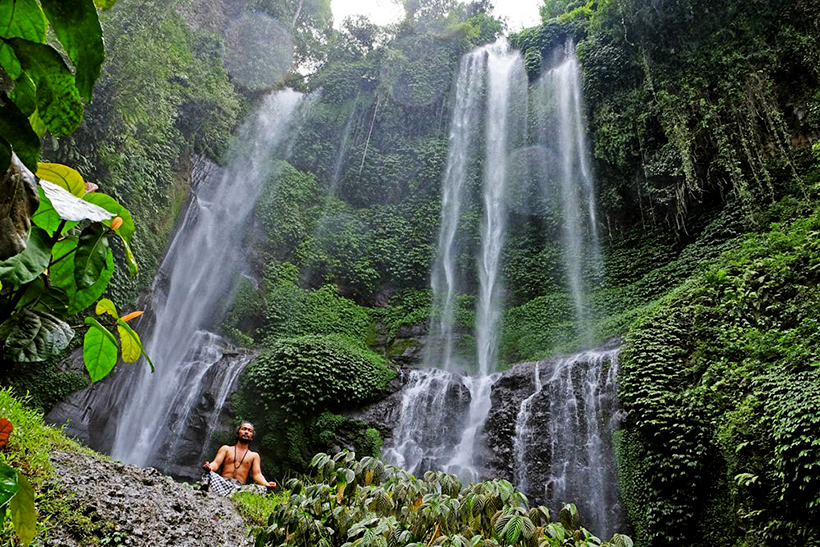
[383,40,625,532]
[511,348,625,538]
[383,39,527,482]
[382,49,487,477]
[513,360,541,491]
[111,90,307,467]
[536,44,602,338]
[47,90,309,476]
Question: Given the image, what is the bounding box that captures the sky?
[331,0,542,32]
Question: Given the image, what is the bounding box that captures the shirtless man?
[202,422,276,491]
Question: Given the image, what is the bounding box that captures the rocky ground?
[42,451,253,546]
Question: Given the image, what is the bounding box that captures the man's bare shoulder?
[218,445,232,452]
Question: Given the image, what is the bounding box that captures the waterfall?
[46,90,310,475]
[384,41,624,530]
[510,348,625,538]
[423,52,485,373]
[110,90,307,467]
[385,39,526,483]
[536,44,601,340]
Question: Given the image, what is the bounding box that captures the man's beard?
[235,435,252,446]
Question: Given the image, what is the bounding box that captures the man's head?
[235,421,255,444]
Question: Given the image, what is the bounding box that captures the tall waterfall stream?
[383,41,624,537]
[48,90,310,478]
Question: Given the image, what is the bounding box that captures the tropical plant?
[254,451,633,547]
[0,0,115,173]
[0,418,34,545]
[0,162,149,380]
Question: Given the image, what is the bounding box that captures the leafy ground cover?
[253,451,633,547]
[0,387,105,544]
[616,190,820,545]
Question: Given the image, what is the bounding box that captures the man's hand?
[266,481,276,488]
[203,461,211,471]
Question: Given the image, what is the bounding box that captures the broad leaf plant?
[0,0,154,543]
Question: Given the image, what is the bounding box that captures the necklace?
[233,445,249,469]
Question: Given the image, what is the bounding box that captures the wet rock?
[44,451,252,547]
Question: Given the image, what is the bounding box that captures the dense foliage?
[616,189,820,545]
[237,335,394,476]
[255,451,634,547]
[514,0,819,231]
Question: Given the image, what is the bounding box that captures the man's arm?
[250,453,276,487]
[203,446,228,472]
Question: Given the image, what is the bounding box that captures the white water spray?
[109,90,307,466]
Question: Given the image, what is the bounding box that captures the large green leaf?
[74,223,109,290]
[40,0,103,102]
[9,471,35,545]
[14,274,43,309]
[0,91,40,170]
[50,237,114,314]
[39,180,113,223]
[83,193,135,243]
[0,0,46,80]
[0,461,19,507]
[9,72,36,116]
[0,308,73,362]
[0,227,51,288]
[30,185,79,236]
[83,316,118,382]
[0,41,20,77]
[6,38,84,137]
[0,0,47,42]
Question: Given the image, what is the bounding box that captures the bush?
[254,451,633,546]
[236,335,395,475]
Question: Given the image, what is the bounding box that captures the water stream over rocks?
[47,90,309,480]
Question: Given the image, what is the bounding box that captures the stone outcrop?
[44,451,252,547]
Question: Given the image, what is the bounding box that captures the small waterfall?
[381,369,471,475]
[513,361,542,491]
[511,348,625,538]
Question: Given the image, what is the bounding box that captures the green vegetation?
[231,489,290,527]
[236,335,394,476]
[616,197,820,545]
[254,450,634,547]
[0,388,104,545]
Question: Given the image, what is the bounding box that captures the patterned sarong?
[208,471,240,496]
[207,471,267,497]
